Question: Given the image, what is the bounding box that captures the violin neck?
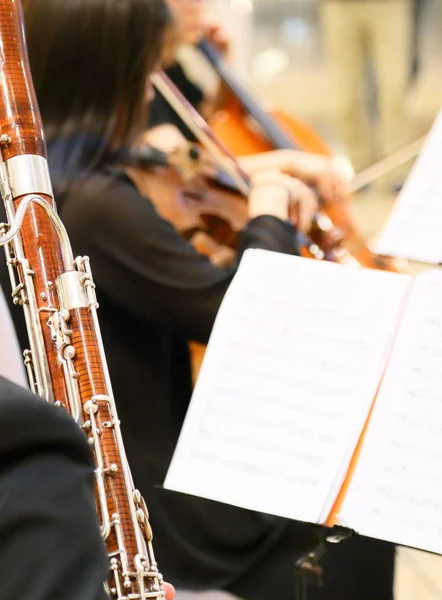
[198,39,296,151]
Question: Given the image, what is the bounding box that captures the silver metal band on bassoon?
[5,154,53,198]
[56,271,89,310]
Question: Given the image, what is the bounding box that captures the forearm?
[239,150,352,213]
[239,149,313,179]
[239,149,345,185]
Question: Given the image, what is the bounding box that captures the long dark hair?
[24,0,171,188]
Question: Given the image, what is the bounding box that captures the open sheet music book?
[165,249,442,554]
[373,109,442,264]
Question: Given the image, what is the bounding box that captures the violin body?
[126,163,246,253]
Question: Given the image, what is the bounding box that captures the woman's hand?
[164,582,175,600]
[249,170,318,233]
[279,151,351,207]
[239,150,351,207]
[203,21,231,58]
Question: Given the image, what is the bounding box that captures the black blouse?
[0,165,323,598]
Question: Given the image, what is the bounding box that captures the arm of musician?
[0,376,109,600]
[64,174,297,345]
[238,149,352,206]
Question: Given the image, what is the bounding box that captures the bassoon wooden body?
[0,1,164,597]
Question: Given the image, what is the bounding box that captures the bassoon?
[0,1,164,597]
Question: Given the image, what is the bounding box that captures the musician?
[148,0,230,139]
[146,0,353,216]
[0,1,388,599]
[146,1,398,599]
[0,375,108,600]
[1,2,325,599]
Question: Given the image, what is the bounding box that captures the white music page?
[340,270,442,553]
[373,111,442,264]
[165,250,411,524]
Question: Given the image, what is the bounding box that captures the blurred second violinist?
[147,0,352,210]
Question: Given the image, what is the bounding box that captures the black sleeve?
[0,376,108,600]
[64,174,297,345]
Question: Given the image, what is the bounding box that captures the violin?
[126,144,246,268]
[128,129,354,268]
[151,70,414,269]
[198,40,414,274]
[147,71,368,264]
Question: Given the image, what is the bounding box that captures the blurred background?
[208,0,440,140]
[229,0,439,134]
[180,2,442,597]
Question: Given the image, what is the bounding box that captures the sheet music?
[340,270,442,554]
[165,250,411,524]
[373,110,442,264]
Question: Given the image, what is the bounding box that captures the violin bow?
[349,136,427,193]
[150,70,251,196]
